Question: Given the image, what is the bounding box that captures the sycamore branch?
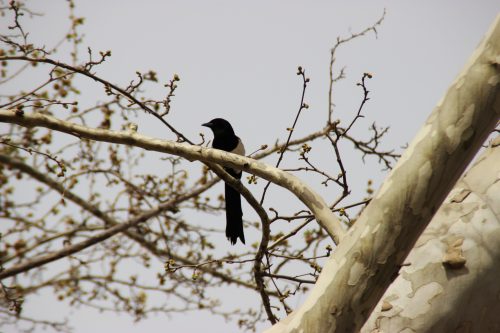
[0,109,346,244]
[0,172,210,280]
[0,55,188,142]
[361,137,500,332]
[265,13,500,333]
[0,154,276,294]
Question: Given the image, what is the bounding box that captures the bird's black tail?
[224,182,245,245]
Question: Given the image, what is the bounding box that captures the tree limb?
[361,135,500,332]
[0,109,346,244]
[0,154,272,293]
[265,13,500,333]
[0,174,211,280]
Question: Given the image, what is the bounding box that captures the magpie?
[202,118,245,245]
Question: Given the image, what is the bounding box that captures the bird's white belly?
[231,139,245,156]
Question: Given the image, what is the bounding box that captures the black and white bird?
[202,118,245,245]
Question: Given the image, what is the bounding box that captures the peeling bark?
[265,14,500,333]
[362,136,500,333]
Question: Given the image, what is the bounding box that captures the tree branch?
[0,154,270,293]
[0,109,346,244]
[265,13,500,333]
[0,173,211,280]
[361,136,500,332]
[0,55,189,142]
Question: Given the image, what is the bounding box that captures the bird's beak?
[202,122,211,128]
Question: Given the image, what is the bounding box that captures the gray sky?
[3,1,500,332]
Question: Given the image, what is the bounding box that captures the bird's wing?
[231,138,245,156]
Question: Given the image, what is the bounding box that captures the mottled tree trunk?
[361,136,500,332]
[265,14,500,333]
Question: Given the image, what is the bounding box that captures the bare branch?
[328,10,385,123]
[265,13,500,333]
[0,109,346,244]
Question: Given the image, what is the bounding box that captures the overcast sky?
[2,1,500,332]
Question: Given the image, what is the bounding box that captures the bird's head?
[202,118,235,136]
